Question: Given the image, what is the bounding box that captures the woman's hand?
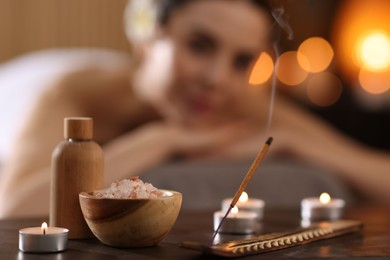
[167,120,265,159]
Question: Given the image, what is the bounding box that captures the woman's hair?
[124,0,283,45]
[158,0,274,25]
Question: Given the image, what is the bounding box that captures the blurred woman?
[0,0,389,218]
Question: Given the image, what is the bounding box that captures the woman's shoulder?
[0,48,133,160]
[42,56,136,107]
[56,64,133,93]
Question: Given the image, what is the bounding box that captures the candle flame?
[239,191,249,203]
[320,192,331,204]
[231,206,239,214]
[41,222,48,235]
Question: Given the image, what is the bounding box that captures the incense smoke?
[265,5,294,136]
[272,7,294,41]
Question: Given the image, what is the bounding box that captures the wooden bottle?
[50,117,104,239]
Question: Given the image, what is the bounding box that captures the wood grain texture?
[50,139,104,239]
[79,190,182,248]
[64,117,93,139]
[2,206,390,259]
[182,220,363,258]
[0,0,131,62]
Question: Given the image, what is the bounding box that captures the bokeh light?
[358,69,390,94]
[355,30,390,72]
[276,51,309,86]
[298,37,334,73]
[332,0,390,91]
[248,52,274,85]
[306,72,343,106]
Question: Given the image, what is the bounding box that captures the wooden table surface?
[2,205,390,259]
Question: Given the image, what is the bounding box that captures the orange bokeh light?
[355,30,390,72]
[248,52,274,85]
[332,0,390,87]
[298,37,334,73]
[358,69,390,94]
[276,51,309,86]
[306,72,343,106]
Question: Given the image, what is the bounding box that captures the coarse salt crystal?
[95,177,163,199]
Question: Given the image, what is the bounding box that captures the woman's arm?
[103,123,176,185]
[103,120,257,184]
[209,94,390,203]
[272,97,390,203]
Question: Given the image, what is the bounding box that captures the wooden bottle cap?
[64,117,93,140]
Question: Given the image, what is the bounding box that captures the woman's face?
[160,0,272,126]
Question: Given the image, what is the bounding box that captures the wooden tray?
[181,220,363,258]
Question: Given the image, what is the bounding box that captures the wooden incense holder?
[182,220,363,258]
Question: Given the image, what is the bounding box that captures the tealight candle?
[19,222,69,253]
[301,192,346,222]
[222,192,265,220]
[213,206,259,234]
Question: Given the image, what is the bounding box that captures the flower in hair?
[124,0,158,43]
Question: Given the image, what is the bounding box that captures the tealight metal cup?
[19,227,69,253]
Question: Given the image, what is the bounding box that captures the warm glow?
[319,246,331,257]
[231,206,239,214]
[359,69,390,94]
[332,0,390,85]
[249,52,274,85]
[41,222,48,234]
[319,193,331,204]
[239,191,249,203]
[276,51,309,86]
[356,31,390,71]
[306,72,343,106]
[298,37,334,73]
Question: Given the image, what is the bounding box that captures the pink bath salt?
[95,177,163,199]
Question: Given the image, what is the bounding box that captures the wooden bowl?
[79,189,182,248]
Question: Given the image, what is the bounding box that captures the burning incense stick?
[210,137,273,244]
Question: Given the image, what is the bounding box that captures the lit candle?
[19,222,69,253]
[213,206,259,234]
[222,192,265,220]
[301,192,346,223]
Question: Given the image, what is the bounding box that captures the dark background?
[278,0,390,151]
